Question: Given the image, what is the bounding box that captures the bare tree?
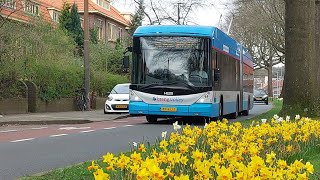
[133,0,209,25]
[224,0,285,96]
[0,0,26,30]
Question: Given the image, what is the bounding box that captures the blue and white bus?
[128,25,254,122]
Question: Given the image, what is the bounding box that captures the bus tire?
[218,99,223,121]
[243,97,250,116]
[146,115,158,123]
[230,97,239,119]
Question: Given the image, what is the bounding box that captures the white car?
[104,83,130,114]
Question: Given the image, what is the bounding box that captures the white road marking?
[124,125,134,127]
[59,127,91,130]
[11,138,35,143]
[31,127,48,130]
[0,130,18,133]
[80,130,95,133]
[50,134,68,137]
[103,127,116,130]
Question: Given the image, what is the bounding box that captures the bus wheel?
[218,101,223,121]
[243,98,250,116]
[146,115,158,123]
[230,98,239,119]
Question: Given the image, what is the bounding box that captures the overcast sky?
[111,0,231,27]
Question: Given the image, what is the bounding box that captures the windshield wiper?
[163,81,197,91]
[140,83,164,90]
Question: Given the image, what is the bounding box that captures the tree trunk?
[315,0,320,106]
[282,0,319,116]
[267,65,273,97]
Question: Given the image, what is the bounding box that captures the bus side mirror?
[214,68,220,81]
[122,55,130,72]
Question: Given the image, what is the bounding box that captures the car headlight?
[107,96,113,101]
[263,95,268,99]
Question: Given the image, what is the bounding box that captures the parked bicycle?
[75,88,87,111]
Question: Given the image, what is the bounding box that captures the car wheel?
[146,115,158,123]
[265,100,269,105]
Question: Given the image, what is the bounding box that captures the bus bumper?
[129,102,219,117]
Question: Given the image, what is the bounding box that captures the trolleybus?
[128,25,254,122]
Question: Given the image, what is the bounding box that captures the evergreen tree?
[58,3,83,46]
[58,2,72,31]
[129,0,145,35]
[90,28,98,44]
[69,3,84,46]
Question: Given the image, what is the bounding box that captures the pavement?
[0,110,129,126]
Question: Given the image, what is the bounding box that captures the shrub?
[91,71,129,97]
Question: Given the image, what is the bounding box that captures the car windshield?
[137,36,210,87]
[254,89,267,95]
[110,84,129,94]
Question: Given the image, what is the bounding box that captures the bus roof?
[133,25,216,37]
[133,25,254,64]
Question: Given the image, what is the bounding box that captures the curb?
[0,114,131,126]
[0,120,93,126]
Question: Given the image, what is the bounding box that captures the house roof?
[1,0,130,26]
[0,0,52,23]
[40,0,130,26]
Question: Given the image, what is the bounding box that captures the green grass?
[240,99,283,127]
[21,99,320,179]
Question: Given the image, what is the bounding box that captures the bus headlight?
[130,90,142,102]
[196,92,211,103]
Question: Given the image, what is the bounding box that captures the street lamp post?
[84,0,90,110]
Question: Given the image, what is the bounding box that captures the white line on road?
[103,127,116,130]
[31,127,48,130]
[11,138,35,143]
[0,130,18,133]
[80,130,95,133]
[50,134,68,137]
[124,125,134,127]
[59,127,91,130]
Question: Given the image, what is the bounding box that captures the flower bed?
[88,116,319,179]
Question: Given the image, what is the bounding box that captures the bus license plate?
[160,107,177,112]
[116,105,127,108]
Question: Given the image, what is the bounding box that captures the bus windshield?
[135,36,210,87]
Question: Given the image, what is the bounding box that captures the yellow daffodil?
[304,162,314,174]
[174,174,189,180]
[103,153,114,164]
[138,144,146,152]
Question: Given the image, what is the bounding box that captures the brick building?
[0,0,132,43]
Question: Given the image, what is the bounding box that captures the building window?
[118,28,122,40]
[52,11,60,22]
[96,19,103,40]
[108,23,118,42]
[95,0,110,10]
[1,0,16,9]
[80,18,84,28]
[24,1,40,16]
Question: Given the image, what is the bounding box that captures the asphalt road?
[0,103,272,180]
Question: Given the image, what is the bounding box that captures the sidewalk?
[0,110,129,126]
